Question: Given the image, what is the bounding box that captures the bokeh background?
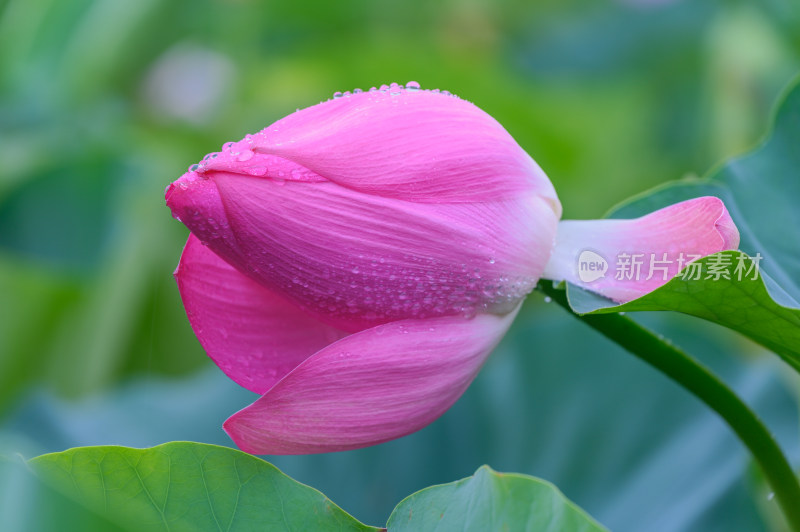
[1,0,799,530]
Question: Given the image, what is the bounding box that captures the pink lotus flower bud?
[166,83,738,454]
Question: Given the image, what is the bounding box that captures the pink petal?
[542,197,740,302]
[223,306,520,454]
[175,234,348,394]
[170,170,557,332]
[248,87,560,208]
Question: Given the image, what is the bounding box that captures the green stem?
[537,280,800,532]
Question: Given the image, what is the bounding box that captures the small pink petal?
[249,88,560,209]
[223,306,520,454]
[164,171,248,259]
[175,234,348,394]
[542,197,740,302]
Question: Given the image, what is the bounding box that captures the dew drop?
[246,166,267,176]
[544,296,552,303]
[488,258,496,264]
[188,163,200,172]
[237,150,254,162]
[353,88,363,94]
[333,91,343,99]
[405,80,420,91]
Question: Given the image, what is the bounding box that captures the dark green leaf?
[564,251,800,371]
[563,76,800,368]
[0,453,126,532]
[386,465,607,532]
[29,442,378,532]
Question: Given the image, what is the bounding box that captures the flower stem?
[537,280,800,532]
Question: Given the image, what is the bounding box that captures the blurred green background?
[1,0,799,530]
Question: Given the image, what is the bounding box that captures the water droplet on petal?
[237,150,254,162]
[246,166,267,176]
[333,91,343,99]
[405,80,420,90]
[188,163,200,172]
